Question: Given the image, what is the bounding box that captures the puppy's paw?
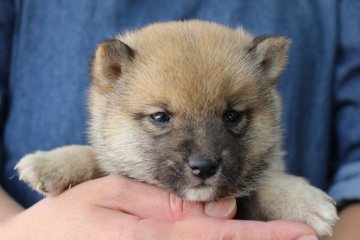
[293,185,338,237]
[15,151,71,194]
[254,173,338,237]
[15,145,98,195]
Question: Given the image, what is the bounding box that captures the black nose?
[188,155,220,179]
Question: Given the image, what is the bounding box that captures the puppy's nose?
[188,155,220,179]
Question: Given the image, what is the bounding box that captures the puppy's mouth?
[194,182,209,187]
[178,166,222,201]
[181,185,217,201]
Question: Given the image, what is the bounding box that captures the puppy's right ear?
[91,39,135,93]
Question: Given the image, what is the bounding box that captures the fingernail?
[205,198,236,217]
[296,236,318,240]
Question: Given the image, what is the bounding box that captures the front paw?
[15,145,97,195]
[253,173,338,237]
[290,185,338,237]
[15,151,72,195]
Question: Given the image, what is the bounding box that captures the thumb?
[165,192,237,220]
[88,176,236,221]
[204,198,237,219]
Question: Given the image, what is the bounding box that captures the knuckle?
[80,175,127,197]
[218,231,238,240]
[99,175,128,191]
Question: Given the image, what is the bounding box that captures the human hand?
[0,176,317,239]
[323,203,360,240]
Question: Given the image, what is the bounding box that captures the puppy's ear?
[91,39,135,93]
[250,36,290,86]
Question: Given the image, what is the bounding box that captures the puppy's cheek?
[215,172,242,198]
[154,160,186,194]
[216,156,253,197]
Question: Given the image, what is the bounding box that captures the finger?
[85,176,236,221]
[204,198,237,218]
[136,219,317,240]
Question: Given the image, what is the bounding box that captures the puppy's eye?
[223,109,242,123]
[151,112,171,124]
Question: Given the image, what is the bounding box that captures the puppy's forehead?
[120,21,261,115]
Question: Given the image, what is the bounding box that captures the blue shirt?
[1,0,359,208]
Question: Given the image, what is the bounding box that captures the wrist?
[323,203,360,240]
[0,187,24,223]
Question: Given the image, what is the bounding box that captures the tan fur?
[89,21,285,177]
[15,145,99,195]
[16,20,337,237]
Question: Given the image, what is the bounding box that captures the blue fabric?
[0,0,359,208]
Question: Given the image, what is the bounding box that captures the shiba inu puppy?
[16,20,337,237]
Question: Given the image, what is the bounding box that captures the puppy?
[16,20,337,237]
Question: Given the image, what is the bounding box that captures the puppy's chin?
[181,186,217,201]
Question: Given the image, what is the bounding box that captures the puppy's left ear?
[250,36,290,86]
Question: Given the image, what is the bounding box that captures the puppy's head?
[89,21,289,201]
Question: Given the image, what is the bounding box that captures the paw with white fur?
[15,145,98,195]
[290,185,338,237]
[254,173,338,237]
[15,151,65,194]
